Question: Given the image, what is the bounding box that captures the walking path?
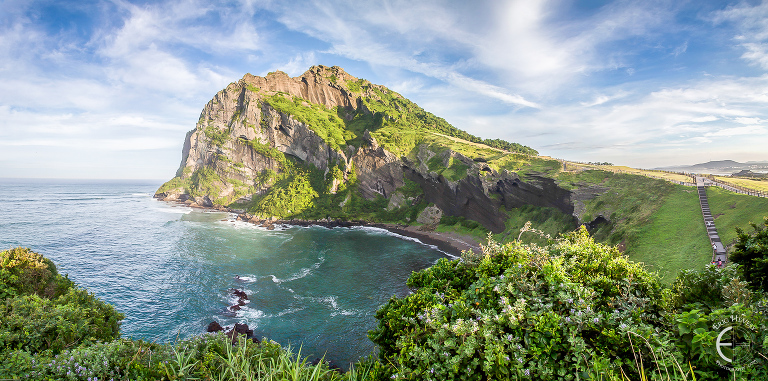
[696,176,727,264]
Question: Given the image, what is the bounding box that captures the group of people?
[711,258,724,268]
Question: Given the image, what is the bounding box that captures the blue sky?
[1,0,767,179]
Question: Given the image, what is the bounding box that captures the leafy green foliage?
[189,167,223,199]
[671,264,742,312]
[369,228,670,380]
[731,217,768,292]
[0,247,69,299]
[156,176,190,195]
[249,168,319,218]
[203,124,230,147]
[0,287,123,355]
[0,248,123,357]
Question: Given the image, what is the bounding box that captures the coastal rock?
[386,191,407,211]
[223,322,259,344]
[351,136,403,200]
[228,288,249,310]
[207,321,224,333]
[416,205,443,226]
[231,289,249,300]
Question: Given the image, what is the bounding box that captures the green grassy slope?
[555,170,712,283]
[626,187,711,283]
[707,187,768,247]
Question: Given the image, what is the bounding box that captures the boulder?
[223,322,259,344]
[207,321,224,332]
[416,205,443,225]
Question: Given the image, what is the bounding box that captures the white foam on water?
[275,306,306,317]
[298,295,339,310]
[267,256,325,284]
[238,307,266,320]
[350,226,456,257]
[331,309,361,317]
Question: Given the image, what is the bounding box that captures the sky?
[1,0,767,179]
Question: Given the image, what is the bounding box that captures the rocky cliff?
[156,65,578,234]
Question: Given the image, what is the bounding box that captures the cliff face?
[157,65,576,233]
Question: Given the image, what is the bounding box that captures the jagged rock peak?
[237,65,366,110]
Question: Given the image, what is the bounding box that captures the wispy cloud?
[712,1,768,69]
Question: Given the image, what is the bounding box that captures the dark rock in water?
[229,304,241,311]
[207,321,224,332]
[231,289,249,300]
[234,323,253,337]
[220,322,259,344]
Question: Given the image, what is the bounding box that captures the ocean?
[0,179,446,367]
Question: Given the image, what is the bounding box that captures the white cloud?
[705,125,767,137]
[691,115,719,123]
[270,52,318,77]
[735,117,763,125]
[464,75,768,167]
[580,91,631,107]
[712,2,768,70]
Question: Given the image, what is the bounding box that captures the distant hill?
[655,160,768,175]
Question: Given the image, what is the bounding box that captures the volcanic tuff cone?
[156,65,571,233]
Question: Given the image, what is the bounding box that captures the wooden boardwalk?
[696,176,727,263]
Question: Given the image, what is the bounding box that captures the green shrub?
[731,217,768,292]
[369,227,671,380]
[0,286,123,355]
[0,247,70,299]
[670,264,744,312]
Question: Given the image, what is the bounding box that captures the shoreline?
[279,219,482,257]
[157,198,481,256]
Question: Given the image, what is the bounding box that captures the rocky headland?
[155,65,609,252]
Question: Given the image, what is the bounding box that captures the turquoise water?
[0,179,446,367]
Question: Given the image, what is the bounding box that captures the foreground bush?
[0,247,72,299]
[369,227,768,380]
[0,248,123,358]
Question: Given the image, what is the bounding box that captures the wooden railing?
[704,175,768,198]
